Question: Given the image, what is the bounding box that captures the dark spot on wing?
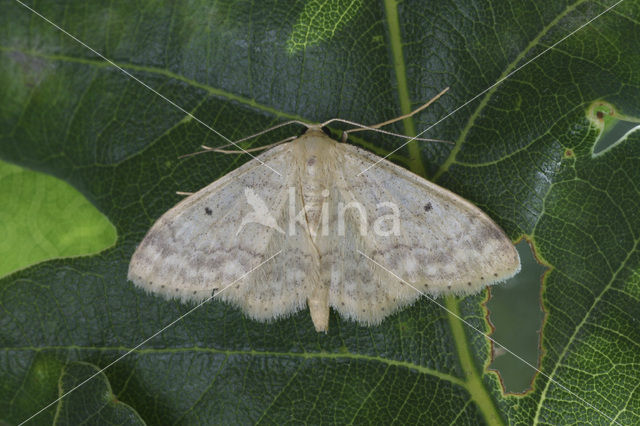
[423,203,432,212]
[204,207,212,215]
[307,156,316,166]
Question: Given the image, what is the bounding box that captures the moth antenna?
[323,120,453,145]
[203,136,297,154]
[232,120,311,144]
[178,121,310,159]
[178,148,213,159]
[175,191,194,196]
[350,87,449,132]
[320,87,450,143]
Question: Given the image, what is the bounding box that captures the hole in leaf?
[486,239,546,393]
[588,101,640,156]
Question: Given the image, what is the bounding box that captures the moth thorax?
[296,130,335,178]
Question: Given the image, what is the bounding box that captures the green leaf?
[0,160,116,279]
[1,0,638,424]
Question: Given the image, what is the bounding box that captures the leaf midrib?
[0,46,308,126]
[382,1,503,424]
[5,345,464,386]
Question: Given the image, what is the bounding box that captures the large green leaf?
[1,0,638,424]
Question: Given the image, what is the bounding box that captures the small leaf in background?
[0,160,116,278]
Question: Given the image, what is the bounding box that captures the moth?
[128,94,520,332]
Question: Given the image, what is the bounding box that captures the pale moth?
[128,93,521,332]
